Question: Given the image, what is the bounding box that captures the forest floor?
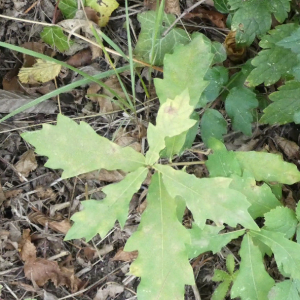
[1,0,299,299]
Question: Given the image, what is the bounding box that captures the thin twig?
[162,0,207,37]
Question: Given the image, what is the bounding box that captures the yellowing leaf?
[145,89,197,165]
[18,59,61,84]
[124,172,194,300]
[21,114,145,179]
[65,167,148,241]
[85,0,119,27]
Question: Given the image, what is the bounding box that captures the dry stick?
[0,14,163,73]
[162,0,208,37]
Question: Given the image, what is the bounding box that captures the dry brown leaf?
[94,283,124,300]
[35,186,56,201]
[224,31,246,62]
[66,48,92,68]
[112,247,138,262]
[0,182,5,206]
[15,149,38,177]
[114,127,142,153]
[0,90,57,114]
[144,0,180,15]
[28,211,71,234]
[80,169,126,183]
[274,135,300,160]
[19,229,82,292]
[4,189,22,199]
[87,76,127,119]
[184,8,226,28]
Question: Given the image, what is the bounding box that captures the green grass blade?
[125,0,136,109]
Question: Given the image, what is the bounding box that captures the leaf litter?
[1,0,300,299]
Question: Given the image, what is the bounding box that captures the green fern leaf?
[246,23,299,86]
[65,167,148,241]
[21,114,145,179]
[155,164,259,230]
[228,0,291,46]
[124,172,194,300]
[231,233,275,299]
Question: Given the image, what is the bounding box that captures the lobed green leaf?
[124,172,194,300]
[22,114,145,179]
[155,164,259,230]
[231,233,275,299]
[65,167,148,241]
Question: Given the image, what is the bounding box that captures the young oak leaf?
[18,59,62,84]
[154,33,214,158]
[124,172,194,300]
[225,86,258,136]
[85,0,119,27]
[21,114,145,179]
[231,233,275,300]
[65,167,148,241]
[207,138,300,184]
[250,229,300,280]
[268,280,300,300]
[187,224,245,258]
[246,23,300,86]
[260,81,300,125]
[134,11,190,66]
[229,171,282,219]
[40,26,73,52]
[155,164,259,231]
[145,89,197,165]
[228,0,291,46]
[264,206,298,239]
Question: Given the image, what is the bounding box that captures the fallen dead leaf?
[0,90,57,114]
[28,211,71,234]
[94,283,124,300]
[66,48,92,68]
[274,135,300,160]
[4,189,23,199]
[0,182,5,207]
[80,169,126,183]
[15,149,38,178]
[112,247,138,262]
[87,75,127,119]
[224,31,246,62]
[35,186,56,201]
[114,127,142,153]
[144,0,180,15]
[184,8,226,28]
[19,229,82,292]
